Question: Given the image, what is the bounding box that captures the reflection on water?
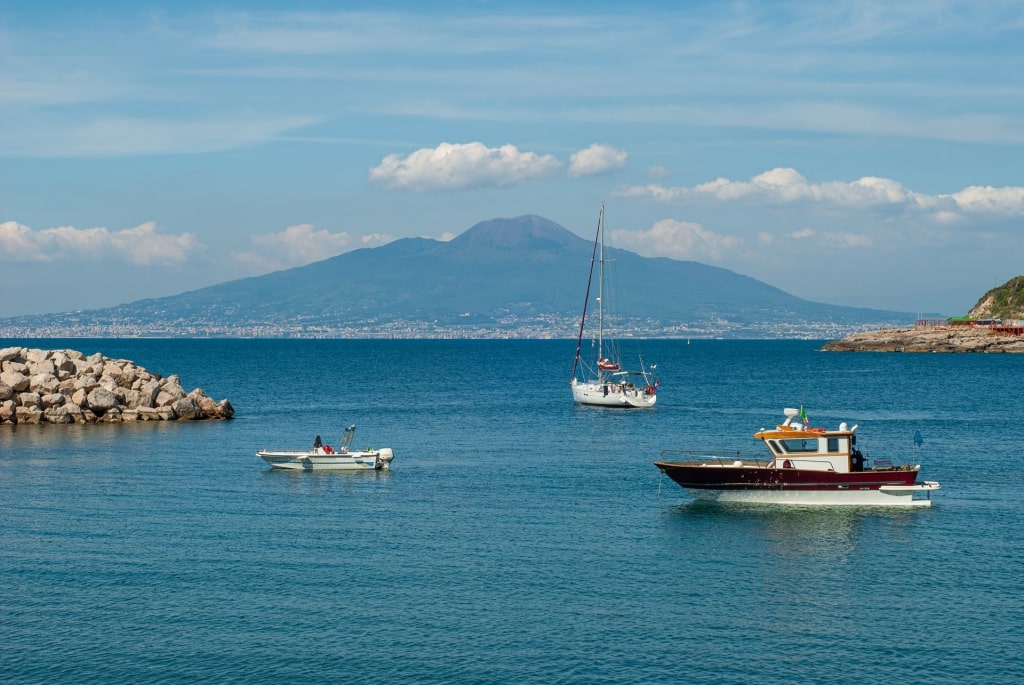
[257,466,394,494]
[663,499,932,565]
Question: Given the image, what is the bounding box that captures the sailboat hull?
[571,379,657,407]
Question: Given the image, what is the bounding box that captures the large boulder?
[137,407,160,421]
[50,351,78,379]
[2,360,28,374]
[41,393,66,409]
[30,372,60,395]
[86,387,119,414]
[99,376,127,403]
[18,392,41,409]
[27,359,56,377]
[44,406,74,424]
[0,347,26,363]
[217,399,235,419]
[73,375,100,393]
[0,399,16,423]
[24,349,48,365]
[15,406,43,424]
[0,370,29,392]
[71,387,89,407]
[160,375,186,401]
[98,407,123,423]
[123,389,148,410]
[142,381,161,405]
[172,396,203,420]
[62,403,85,424]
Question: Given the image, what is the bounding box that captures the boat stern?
[377,448,395,469]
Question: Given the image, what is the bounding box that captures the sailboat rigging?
[570,204,658,408]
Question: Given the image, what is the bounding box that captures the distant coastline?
[0,318,890,340]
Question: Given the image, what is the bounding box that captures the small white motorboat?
[257,425,395,471]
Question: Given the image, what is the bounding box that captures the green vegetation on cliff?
[967,276,1024,320]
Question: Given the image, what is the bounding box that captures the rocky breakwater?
[822,327,1024,353]
[0,346,234,425]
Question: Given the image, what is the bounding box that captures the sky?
[2,0,1023,318]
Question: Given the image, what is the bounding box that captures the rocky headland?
[823,276,1024,353]
[0,346,234,425]
[822,326,1024,353]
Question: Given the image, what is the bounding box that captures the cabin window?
[827,438,840,453]
[778,438,819,454]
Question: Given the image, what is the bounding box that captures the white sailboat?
[570,204,658,408]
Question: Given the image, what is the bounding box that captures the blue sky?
[2,1,1023,318]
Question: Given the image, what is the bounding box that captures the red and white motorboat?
[654,407,940,506]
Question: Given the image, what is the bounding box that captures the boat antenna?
[572,203,603,381]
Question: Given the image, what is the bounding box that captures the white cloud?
[621,167,923,206]
[568,143,627,177]
[0,220,201,264]
[648,165,671,178]
[949,185,1024,214]
[368,142,562,191]
[620,168,1024,218]
[609,219,742,261]
[230,224,394,272]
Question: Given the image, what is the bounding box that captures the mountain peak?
[449,214,582,250]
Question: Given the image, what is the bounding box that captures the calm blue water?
[2,339,1023,684]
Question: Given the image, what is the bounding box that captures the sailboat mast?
[571,204,602,381]
[597,203,605,379]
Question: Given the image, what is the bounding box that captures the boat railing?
[657,449,774,468]
[868,459,917,472]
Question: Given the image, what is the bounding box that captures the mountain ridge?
[0,214,920,338]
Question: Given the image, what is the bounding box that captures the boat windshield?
[775,438,820,454]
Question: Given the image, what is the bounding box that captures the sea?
[1,338,1022,684]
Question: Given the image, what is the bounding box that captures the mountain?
[967,276,1024,320]
[0,214,916,338]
